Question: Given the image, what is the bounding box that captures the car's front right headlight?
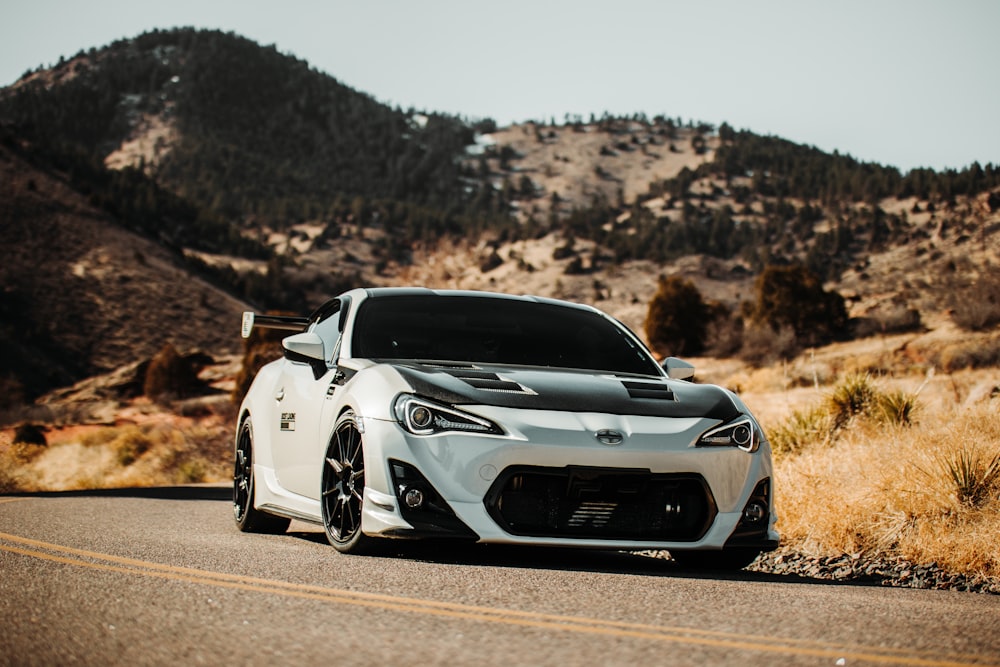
[393,394,503,436]
[696,415,761,452]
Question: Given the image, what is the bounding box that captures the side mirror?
[283,332,325,362]
[662,357,695,381]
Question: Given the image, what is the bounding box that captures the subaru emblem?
[595,429,625,446]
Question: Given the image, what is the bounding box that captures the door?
[270,299,345,499]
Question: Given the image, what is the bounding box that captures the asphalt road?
[1,487,999,667]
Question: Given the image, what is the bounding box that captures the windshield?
[352,294,660,376]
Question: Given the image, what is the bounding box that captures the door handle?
[275,388,285,401]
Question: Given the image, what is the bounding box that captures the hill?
[0,133,247,407]
[1,28,495,231]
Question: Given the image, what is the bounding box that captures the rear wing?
[241,311,311,339]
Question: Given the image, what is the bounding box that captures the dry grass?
[768,386,1000,578]
[0,417,231,493]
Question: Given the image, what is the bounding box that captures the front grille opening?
[485,466,716,542]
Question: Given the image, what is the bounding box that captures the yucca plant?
[828,372,878,429]
[768,406,833,457]
[944,448,1000,507]
[874,389,919,426]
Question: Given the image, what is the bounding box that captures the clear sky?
[1,0,997,172]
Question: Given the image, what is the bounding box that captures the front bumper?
[357,406,779,551]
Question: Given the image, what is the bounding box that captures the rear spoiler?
[241,311,311,339]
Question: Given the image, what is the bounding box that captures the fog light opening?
[742,500,767,524]
[403,487,426,510]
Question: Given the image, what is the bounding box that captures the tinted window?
[352,295,659,376]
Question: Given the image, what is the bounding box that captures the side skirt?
[254,464,322,524]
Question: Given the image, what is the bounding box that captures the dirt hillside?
[0,141,248,405]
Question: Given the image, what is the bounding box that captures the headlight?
[393,394,503,436]
[697,415,760,452]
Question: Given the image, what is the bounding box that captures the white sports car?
[234,287,778,569]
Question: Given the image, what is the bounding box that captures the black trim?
[723,536,780,551]
[725,478,775,547]
[252,314,310,332]
[388,459,479,539]
[257,505,322,525]
[380,529,479,542]
[283,349,328,381]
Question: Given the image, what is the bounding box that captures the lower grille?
[485,466,716,541]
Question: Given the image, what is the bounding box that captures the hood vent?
[442,368,536,395]
[622,380,675,401]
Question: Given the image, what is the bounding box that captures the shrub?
[144,343,201,401]
[935,335,1000,372]
[479,249,503,272]
[13,423,47,446]
[704,307,744,358]
[940,448,1000,507]
[950,272,1000,331]
[748,264,848,348]
[768,406,833,457]
[738,323,798,366]
[851,307,923,338]
[828,372,878,429]
[176,458,209,483]
[769,372,920,457]
[644,275,708,356]
[111,426,154,466]
[563,256,586,275]
[874,389,919,426]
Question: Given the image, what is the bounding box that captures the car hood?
[387,362,740,421]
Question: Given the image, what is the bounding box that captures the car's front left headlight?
[696,415,761,452]
[393,394,503,436]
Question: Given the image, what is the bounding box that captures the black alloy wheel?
[233,418,290,534]
[321,411,378,554]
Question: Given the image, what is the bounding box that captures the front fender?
[236,358,285,469]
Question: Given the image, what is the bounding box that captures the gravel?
[641,548,999,594]
[745,547,1000,595]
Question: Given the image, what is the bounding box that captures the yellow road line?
[0,531,995,667]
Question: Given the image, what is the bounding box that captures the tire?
[233,418,291,534]
[321,411,379,554]
[670,548,762,571]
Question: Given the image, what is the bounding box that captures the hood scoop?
[622,380,676,401]
[440,368,537,395]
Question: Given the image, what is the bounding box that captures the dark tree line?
[704,130,1000,204]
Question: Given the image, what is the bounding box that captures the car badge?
[595,429,625,446]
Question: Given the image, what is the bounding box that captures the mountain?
[1,27,998,410]
[1,28,491,230]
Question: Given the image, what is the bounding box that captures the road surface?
[1,487,998,666]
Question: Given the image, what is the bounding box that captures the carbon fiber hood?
[389,362,740,421]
